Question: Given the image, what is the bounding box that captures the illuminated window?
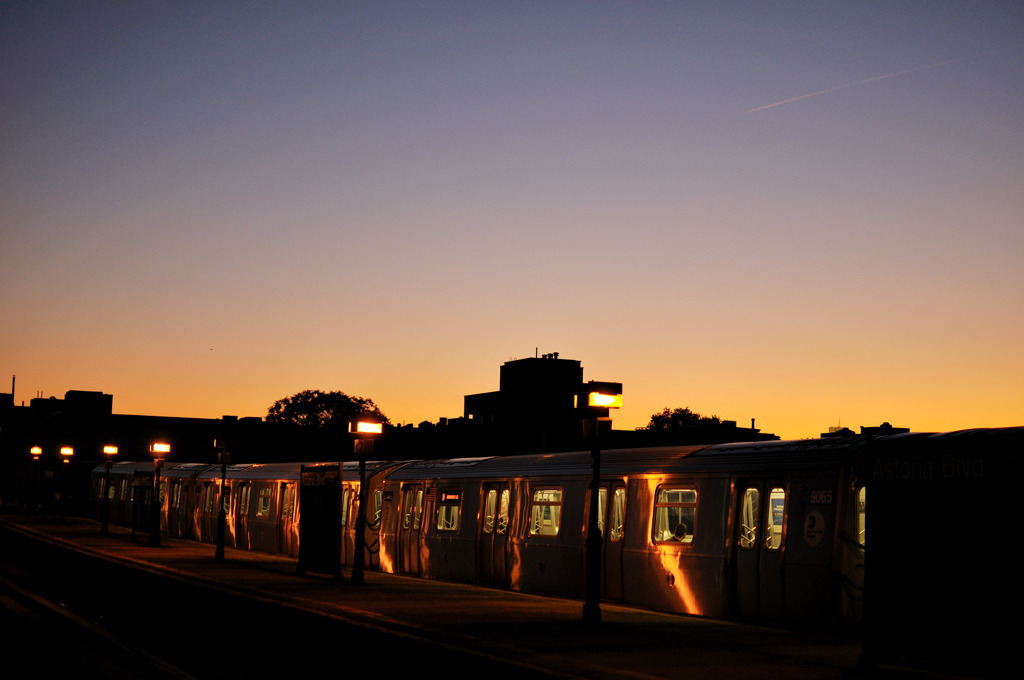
[239,483,250,517]
[341,486,351,527]
[437,490,461,531]
[529,489,562,536]
[765,487,785,550]
[412,488,423,530]
[609,487,626,543]
[281,485,296,521]
[739,488,759,549]
[594,486,625,541]
[497,489,509,535]
[483,489,497,534]
[653,487,696,544]
[370,489,383,530]
[403,486,423,531]
[857,486,866,546]
[256,486,272,518]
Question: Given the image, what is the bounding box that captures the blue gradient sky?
[3,2,1022,438]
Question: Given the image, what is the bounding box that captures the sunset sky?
[3,2,1022,440]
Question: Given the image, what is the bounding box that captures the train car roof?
[195,460,404,481]
[384,437,883,481]
[386,446,710,480]
[90,461,216,476]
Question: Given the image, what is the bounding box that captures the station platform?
[0,515,934,679]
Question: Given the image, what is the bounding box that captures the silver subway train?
[90,427,1024,651]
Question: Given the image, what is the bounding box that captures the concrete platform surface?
[0,516,956,680]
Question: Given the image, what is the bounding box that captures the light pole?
[215,441,231,561]
[29,446,43,516]
[58,446,74,521]
[349,417,383,585]
[581,381,622,625]
[100,445,118,535]
[149,442,170,546]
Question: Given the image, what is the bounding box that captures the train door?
[585,482,627,600]
[340,485,351,565]
[167,480,181,536]
[201,482,219,541]
[279,482,298,556]
[235,482,250,550]
[479,482,511,586]
[732,480,787,620]
[603,483,627,601]
[397,484,424,575]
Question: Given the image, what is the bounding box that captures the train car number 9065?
[809,489,833,504]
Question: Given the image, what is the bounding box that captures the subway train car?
[376,438,866,627]
[90,461,217,538]
[90,459,401,567]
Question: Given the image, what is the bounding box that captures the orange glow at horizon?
[3,5,1022,444]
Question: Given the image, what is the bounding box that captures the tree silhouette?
[266,390,389,431]
[641,407,721,430]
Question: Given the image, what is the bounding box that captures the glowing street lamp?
[149,442,170,547]
[60,446,74,463]
[581,381,622,625]
[349,416,383,585]
[30,446,43,461]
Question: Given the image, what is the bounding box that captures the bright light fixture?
[353,421,383,434]
[588,392,623,409]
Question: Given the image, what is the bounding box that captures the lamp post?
[581,381,622,625]
[29,446,43,516]
[215,441,231,562]
[100,445,118,535]
[350,417,383,585]
[58,446,74,521]
[149,442,170,547]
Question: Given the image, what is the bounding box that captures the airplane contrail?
[745,55,972,114]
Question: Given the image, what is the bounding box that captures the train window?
[653,487,696,544]
[256,486,272,518]
[739,488,759,549]
[412,489,423,530]
[341,487,351,527]
[281,485,296,521]
[609,487,626,543]
[239,484,250,517]
[497,488,510,535]
[857,486,866,546]
[530,489,562,536]
[221,485,230,513]
[403,487,423,530]
[765,487,785,550]
[436,490,461,532]
[483,489,497,534]
[370,490,383,530]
